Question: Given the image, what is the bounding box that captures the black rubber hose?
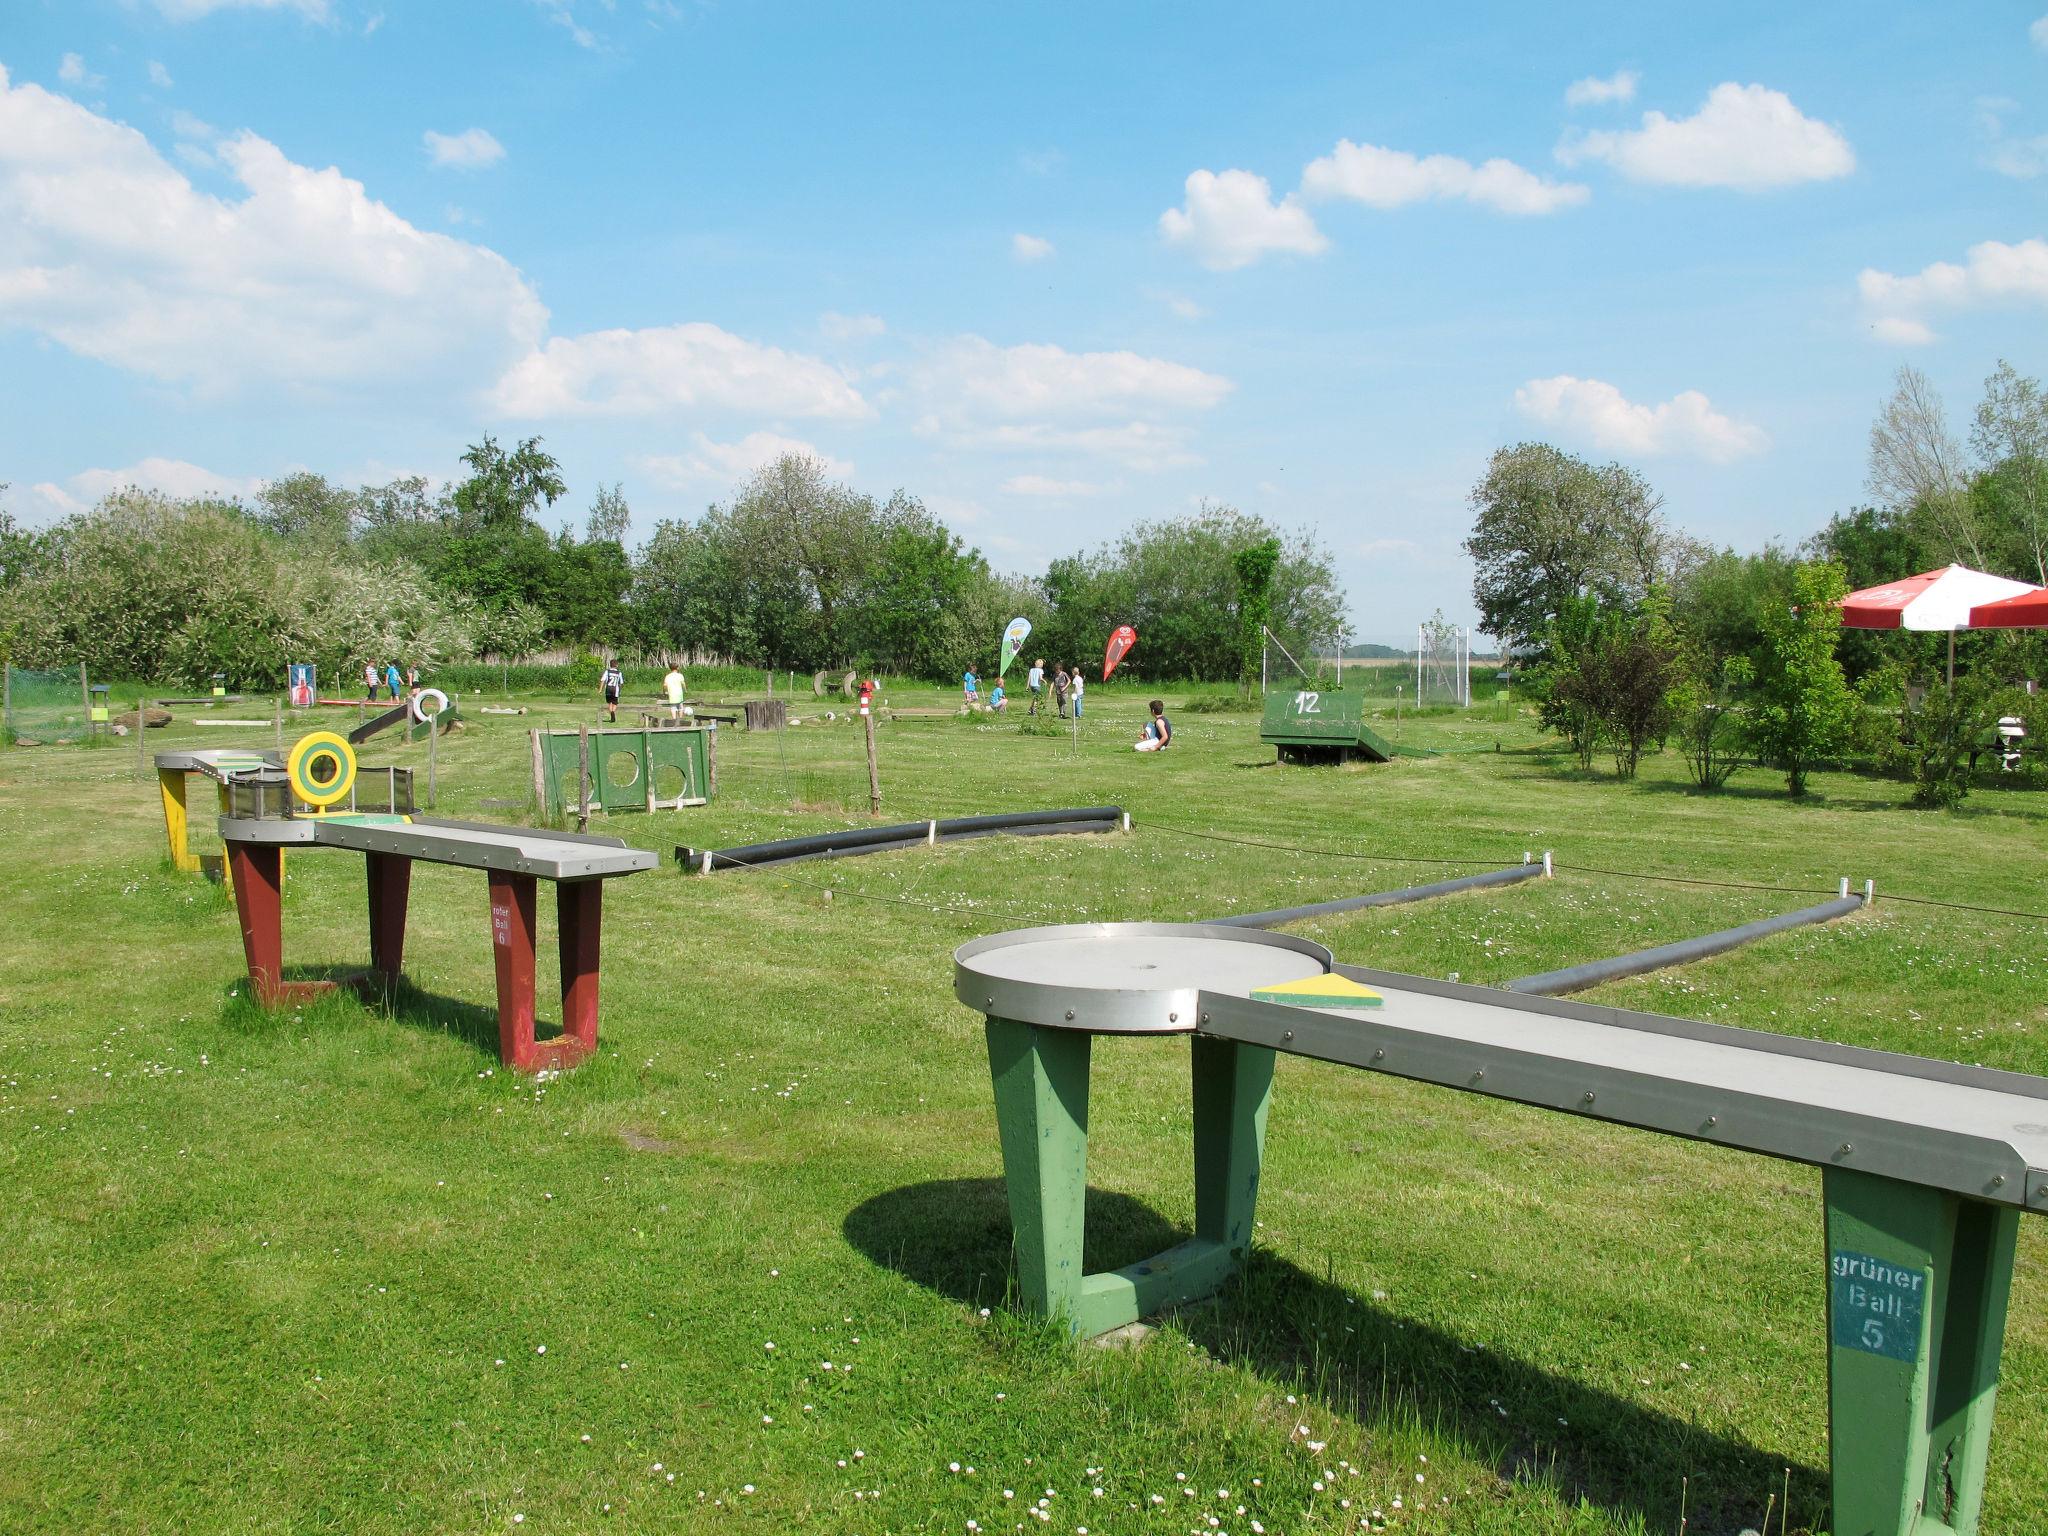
[1209,862,1545,929]
[1503,895,1865,996]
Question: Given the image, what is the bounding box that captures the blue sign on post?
[288,664,316,709]
[1829,1248,1927,1362]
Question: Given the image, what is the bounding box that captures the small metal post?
[1542,850,1553,877]
[135,697,149,779]
[864,708,880,815]
[427,715,438,810]
[927,819,938,846]
[577,724,591,833]
[529,730,547,816]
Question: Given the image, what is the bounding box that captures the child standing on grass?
[663,662,685,722]
[1070,668,1084,719]
[1027,659,1044,715]
[601,659,624,723]
[363,660,379,701]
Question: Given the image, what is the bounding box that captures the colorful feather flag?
[999,616,1032,677]
[1103,624,1137,681]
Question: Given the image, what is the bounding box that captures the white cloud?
[1514,375,1768,461]
[1301,140,1588,215]
[1012,232,1054,263]
[911,336,1229,470]
[633,431,850,489]
[150,0,331,18]
[819,311,885,341]
[1558,82,1853,190]
[1000,475,1109,497]
[1159,168,1327,271]
[1145,288,1206,321]
[1858,238,2048,344]
[534,0,600,49]
[915,335,1230,419]
[32,458,262,515]
[0,66,546,393]
[423,127,505,170]
[148,61,174,89]
[1565,70,1638,107]
[490,323,870,418]
[59,54,105,90]
[2034,15,2048,49]
[1976,98,2048,179]
[923,493,987,527]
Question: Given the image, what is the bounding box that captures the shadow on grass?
[845,1177,1824,1536]
[226,967,577,1061]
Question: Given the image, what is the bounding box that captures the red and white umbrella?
[1840,564,2041,683]
[1839,564,2038,630]
[1968,587,2048,629]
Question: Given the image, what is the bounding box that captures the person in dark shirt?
[1133,698,1172,752]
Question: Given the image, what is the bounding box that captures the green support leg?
[984,1019,1273,1338]
[1823,1166,2019,1536]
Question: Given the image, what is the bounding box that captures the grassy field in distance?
[1,680,2043,1535]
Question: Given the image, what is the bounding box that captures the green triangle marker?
[1251,971,1383,1009]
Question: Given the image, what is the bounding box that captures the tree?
[586,482,632,546]
[1970,360,2048,585]
[256,472,358,548]
[1744,560,1859,797]
[1463,442,1676,652]
[723,454,897,664]
[451,435,567,534]
[1867,365,1982,568]
[1535,594,1609,770]
[854,514,989,676]
[1231,537,1280,697]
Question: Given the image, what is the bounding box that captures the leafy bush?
[1902,678,1993,810]
[1743,561,1859,797]
[1668,651,1750,791]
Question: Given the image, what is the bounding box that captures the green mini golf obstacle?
[533,723,715,815]
[954,921,2048,1535]
[1258,686,1432,764]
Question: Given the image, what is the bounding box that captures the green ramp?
[1258,687,1434,764]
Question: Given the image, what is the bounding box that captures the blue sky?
[3,1,2044,645]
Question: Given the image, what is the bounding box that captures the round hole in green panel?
[654,763,687,802]
[605,751,641,789]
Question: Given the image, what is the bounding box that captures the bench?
[955,922,2047,1536]
[220,810,656,1072]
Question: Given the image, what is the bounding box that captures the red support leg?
[226,840,332,1006]
[488,870,540,1071]
[365,852,412,981]
[228,841,285,1006]
[556,879,603,1067]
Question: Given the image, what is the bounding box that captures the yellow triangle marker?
[1251,971,1383,1009]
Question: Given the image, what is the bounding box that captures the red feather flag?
[1103,624,1137,681]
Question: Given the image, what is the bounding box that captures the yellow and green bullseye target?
[287,731,357,808]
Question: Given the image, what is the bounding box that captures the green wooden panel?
[1822,1165,2019,1536]
[540,727,709,814]
[1257,687,1405,761]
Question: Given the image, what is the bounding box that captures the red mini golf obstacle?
[216,732,656,1072]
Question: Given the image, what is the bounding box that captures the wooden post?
[136,697,149,779]
[642,722,655,812]
[427,714,438,810]
[79,661,89,722]
[2,661,10,749]
[273,698,283,751]
[705,723,717,799]
[529,729,547,816]
[864,708,880,815]
[577,724,591,833]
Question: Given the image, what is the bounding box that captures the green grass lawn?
[3,686,2045,1534]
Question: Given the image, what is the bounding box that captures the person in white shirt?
[1070,668,1085,719]
[600,661,624,723]
[1027,659,1044,715]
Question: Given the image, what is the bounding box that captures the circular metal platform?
[954,922,1332,1034]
